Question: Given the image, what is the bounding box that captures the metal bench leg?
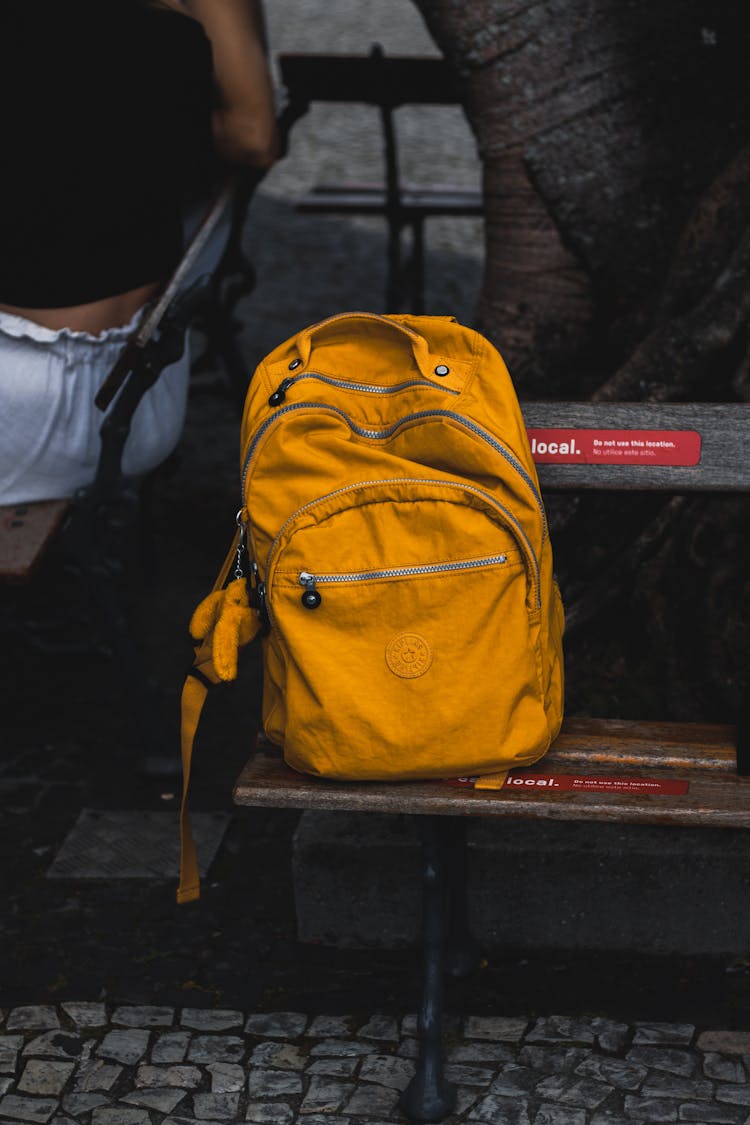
[400,816,457,1123]
[443,818,483,979]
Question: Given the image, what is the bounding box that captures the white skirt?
[0,308,190,505]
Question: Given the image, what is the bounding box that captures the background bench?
[234,398,750,1123]
[277,48,482,315]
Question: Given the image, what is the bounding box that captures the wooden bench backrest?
[278,51,461,119]
[523,402,750,493]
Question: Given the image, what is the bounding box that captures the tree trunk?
[412,0,750,397]
[410,0,750,719]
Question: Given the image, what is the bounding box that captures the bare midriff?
[0,280,162,335]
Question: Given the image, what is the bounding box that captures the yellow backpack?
[178,312,564,902]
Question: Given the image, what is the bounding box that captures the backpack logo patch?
[386,633,433,678]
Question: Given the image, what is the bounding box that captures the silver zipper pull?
[299,571,322,609]
[234,509,248,579]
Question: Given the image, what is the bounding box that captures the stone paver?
[0,1037,25,1075]
[359,1054,414,1091]
[134,1066,201,1090]
[342,1080,399,1116]
[244,1102,294,1123]
[96,1031,150,1067]
[121,1088,186,1113]
[191,1091,241,1119]
[299,1075,354,1113]
[91,1109,151,1125]
[575,1055,647,1090]
[534,1075,614,1110]
[207,1062,246,1092]
[527,1018,597,1046]
[0,1004,748,1124]
[22,1035,83,1062]
[248,1041,306,1070]
[465,1017,529,1043]
[307,1057,359,1078]
[697,1032,750,1055]
[74,1061,122,1092]
[112,1007,173,1029]
[468,1094,532,1124]
[309,1038,377,1058]
[62,1091,111,1115]
[702,1054,746,1083]
[17,1062,74,1097]
[535,1106,586,1125]
[179,1010,243,1032]
[246,1068,303,1096]
[244,1012,307,1039]
[308,1015,353,1038]
[0,1092,58,1121]
[60,1004,107,1029]
[627,1045,698,1077]
[6,1011,60,1034]
[357,1015,399,1042]
[633,1024,696,1047]
[520,1047,590,1074]
[186,1035,244,1064]
[150,1034,191,1065]
[591,1020,630,1054]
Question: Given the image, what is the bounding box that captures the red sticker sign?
[443,774,689,795]
[526,428,701,466]
[503,773,689,795]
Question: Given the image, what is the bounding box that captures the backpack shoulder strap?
[177,532,261,904]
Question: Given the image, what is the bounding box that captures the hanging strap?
[177,535,261,904]
[178,642,224,903]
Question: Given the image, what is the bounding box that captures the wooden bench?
[233,399,750,1123]
[277,48,482,314]
[0,500,69,583]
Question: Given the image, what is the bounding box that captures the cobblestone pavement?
[5,1005,750,1124]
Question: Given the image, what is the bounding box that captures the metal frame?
[400,817,482,1122]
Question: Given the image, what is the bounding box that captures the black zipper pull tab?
[250,561,270,628]
[268,377,295,407]
[299,571,322,609]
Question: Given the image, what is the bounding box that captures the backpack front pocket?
[262,480,552,780]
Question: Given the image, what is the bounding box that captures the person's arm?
[181,0,278,168]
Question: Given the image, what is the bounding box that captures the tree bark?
[411,0,750,397]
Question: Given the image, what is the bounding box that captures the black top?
[0,1,217,307]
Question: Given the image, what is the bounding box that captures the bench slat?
[233,719,746,830]
[523,402,750,491]
[279,53,461,108]
[0,500,69,582]
[298,186,483,218]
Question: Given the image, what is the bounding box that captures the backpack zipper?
[241,402,546,539]
[268,371,460,406]
[263,477,541,622]
[297,554,509,609]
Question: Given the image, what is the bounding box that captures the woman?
[0,0,277,505]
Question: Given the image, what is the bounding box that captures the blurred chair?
[277,45,483,314]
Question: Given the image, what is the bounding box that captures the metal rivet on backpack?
[434,364,450,376]
[289,358,302,370]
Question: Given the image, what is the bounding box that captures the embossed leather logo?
[386,633,433,679]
